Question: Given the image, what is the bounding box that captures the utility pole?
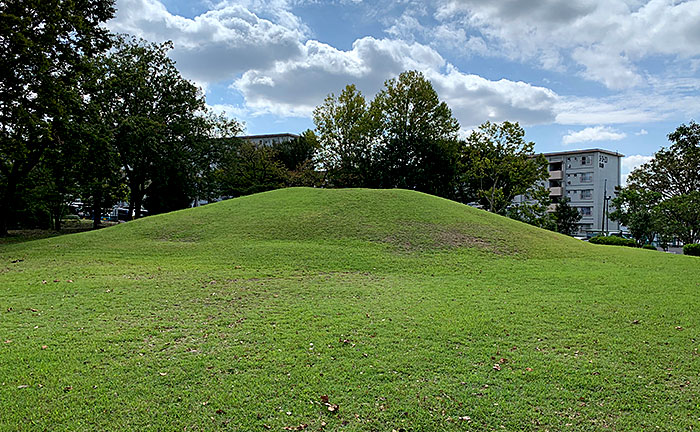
[601,178,607,235]
[603,178,611,236]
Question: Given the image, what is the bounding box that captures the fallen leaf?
[493,364,501,371]
[525,367,533,372]
[3,340,11,344]
[159,372,167,376]
[216,409,225,415]
[29,308,38,312]
[327,404,339,413]
[66,280,73,283]
[63,386,72,392]
[632,320,640,325]
[320,395,329,404]
[41,345,48,350]
[458,416,471,422]
[17,385,29,389]
[42,280,47,284]
[676,326,683,330]
[53,279,60,283]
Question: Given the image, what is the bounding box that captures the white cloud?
[432,0,700,89]
[635,129,648,136]
[621,154,654,184]
[562,126,627,145]
[108,0,306,83]
[234,37,559,126]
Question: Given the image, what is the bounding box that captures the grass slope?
[1,188,698,431]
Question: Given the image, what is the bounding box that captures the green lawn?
[1,188,698,431]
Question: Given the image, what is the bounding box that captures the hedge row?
[588,235,637,247]
[684,243,700,256]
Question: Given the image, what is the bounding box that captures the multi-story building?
[240,133,298,146]
[514,148,624,236]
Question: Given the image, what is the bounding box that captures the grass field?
[1,188,698,431]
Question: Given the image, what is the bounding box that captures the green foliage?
[553,196,582,236]
[624,121,700,244]
[1,188,699,430]
[610,187,661,246]
[313,85,377,187]
[589,235,637,247]
[0,0,115,234]
[653,191,700,246]
[217,140,288,197]
[506,185,555,230]
[371,71,460,196]
[642,244,657,250]
[457,121,548,214]
[683,243,700,256]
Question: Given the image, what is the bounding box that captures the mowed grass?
[1,188,698,431]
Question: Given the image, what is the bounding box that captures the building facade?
[240,133,299,146]
[514,148,623,236]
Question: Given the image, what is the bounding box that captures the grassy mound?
[1,188,698,431]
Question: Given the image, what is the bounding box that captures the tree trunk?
[53,207,62,231]
[92,199,101,230]
[0,175,18,236]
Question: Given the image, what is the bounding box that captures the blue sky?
[108,0,700,179]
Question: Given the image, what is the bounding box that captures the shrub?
[683,243,700,256]
[589,235,637,247]
[642,244,657,250]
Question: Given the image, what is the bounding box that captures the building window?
[581,156,591,165]
[580,189,593,199]
[579,207,592,216]
[581,172,593,183]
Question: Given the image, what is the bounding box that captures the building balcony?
[549,186,563,196]
[549,170,563,180]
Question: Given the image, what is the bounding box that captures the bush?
[683,243,700,256]
[589,235,637,247]
[642,244,657,250]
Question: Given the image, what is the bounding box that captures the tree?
[99,36,207,219]
[457,121,548,214]
[506,185,555,230]
[627,121,700,199]
[313,85,377,187]
[218,140,288,197]
[0,0,115,235]
[654,191,700,245]
[372,71,460,196]
[553,196,582,236]
[609,187,661,246]
[624,121,700,244]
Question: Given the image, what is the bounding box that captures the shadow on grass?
[0,220,117,245]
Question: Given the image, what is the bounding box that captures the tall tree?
[313,85,377,187]
[371,71,460,196]
[0,0,115,235]
[457,121,548,214]
[100,36,206,219]
[623,121,700,244]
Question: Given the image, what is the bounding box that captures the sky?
[107,0,700,181]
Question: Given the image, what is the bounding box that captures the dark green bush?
[642,244,657,250]
[589,235,637,247]
[683,243,700,256]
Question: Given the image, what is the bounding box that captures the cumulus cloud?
[562,126,627,145]
[622,154,654,184]
[108,0,305,83]
[432,0,700,89]
[234,37,559,126]
[636,129,649,136]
